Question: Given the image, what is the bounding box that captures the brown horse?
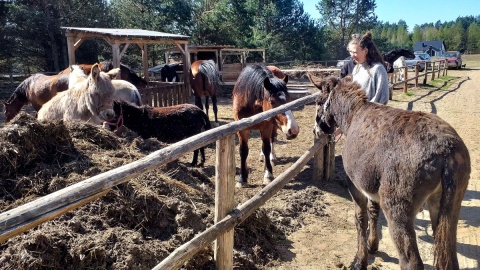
[189,60,223,125]
[106,100,211,167]
[37,63,116,125]
[233,64,300,188]
[309,74,470,269]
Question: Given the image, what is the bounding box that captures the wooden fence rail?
[390,59,448,96]
[0,91,332,270]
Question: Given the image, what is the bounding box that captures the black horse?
[160,63,180,82]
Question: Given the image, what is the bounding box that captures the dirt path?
[265,68,480,270]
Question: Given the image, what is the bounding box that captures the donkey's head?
[308,74,340,136]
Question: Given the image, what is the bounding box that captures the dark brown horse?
[309,74,470,270]
[233,64,300,188]
[382,49,415,80]
[189,60,223,125]
[107,100,211,167]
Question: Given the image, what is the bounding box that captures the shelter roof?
[61,27,189,41]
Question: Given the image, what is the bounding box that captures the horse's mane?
[8,74,42,103]
[233,64,287,107]
[198,60,223,92]
[382,49,415,64]
[120,64,148,86]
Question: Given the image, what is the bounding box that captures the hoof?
[263,178,273,185]
[368,242,378,254]
[236,181,248,188]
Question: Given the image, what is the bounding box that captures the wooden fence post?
[437,61,441,78]
[312,135,325,181]
[214,134,236,270]
[403,66,407,93]
[431,61,436,81]
[444,60,448,76]
[423,62,428,85]
[415,65,419,87]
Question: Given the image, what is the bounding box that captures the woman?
[348,32,389,105]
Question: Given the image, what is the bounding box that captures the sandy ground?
[265,68,480,270]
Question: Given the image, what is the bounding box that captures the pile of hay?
[0,112,288,269]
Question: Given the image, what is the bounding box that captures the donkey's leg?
[382,199,423,269]
[236,129,250,187]
[191,149,199,167]
[347,178,369,270]
[211,95,219,125]
[367,200,380,254]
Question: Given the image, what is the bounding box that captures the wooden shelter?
[62,27,192,107]
[62,27,190,82]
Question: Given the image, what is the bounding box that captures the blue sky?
[300,0,480,30]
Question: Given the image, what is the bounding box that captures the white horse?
[393,56,406,82]
[69,65,142,106]
[37,63,116,125]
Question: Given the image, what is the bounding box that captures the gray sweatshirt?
[352,62,389,105]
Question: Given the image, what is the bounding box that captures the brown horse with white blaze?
[233,64,300,187]
[309,73,470,270]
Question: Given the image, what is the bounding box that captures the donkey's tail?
[434,151,470,269]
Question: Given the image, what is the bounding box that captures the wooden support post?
[112,43,120,68]
[328,139,335,179]
[65,31,76,66]
[214,134,235,270]
[444,60,448,76]
[141,43,149,82]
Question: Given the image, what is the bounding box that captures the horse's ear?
[283,74,288,84]
[106,68,121,79]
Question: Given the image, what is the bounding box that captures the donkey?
[309,73,470,270]
[37,63,116,125]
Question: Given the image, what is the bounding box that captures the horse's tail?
[132,89,142,106]
[199,60,223,95]
[434,150,470,269]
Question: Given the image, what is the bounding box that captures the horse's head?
[308,73,340,136]
[263,75,299,140]
[3,98,20,123]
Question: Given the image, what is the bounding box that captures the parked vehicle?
[414,52,431,61]
[405,55,426,72]
[441,51,463,69]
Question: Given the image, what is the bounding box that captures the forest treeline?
[1,0,479,73]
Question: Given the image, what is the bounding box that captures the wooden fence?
[389,59,448,97]
[140,81,190,107]
[0,92,334,270]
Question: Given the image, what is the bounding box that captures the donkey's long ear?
[307,73,323,90]
[91,63,100,80]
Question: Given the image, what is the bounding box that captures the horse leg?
[259,126,277,165]
[194,95,203,111]
[204,96,210,118]
[236,129,250,188]
[367,200,380,254]
[382,198,423,269]
[211,95,219,125]
[347,178,369,270]
[261,125,275,185]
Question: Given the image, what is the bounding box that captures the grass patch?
[428,76,456,90]
[405,91,414,96]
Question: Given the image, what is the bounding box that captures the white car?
[405,55,427,72]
